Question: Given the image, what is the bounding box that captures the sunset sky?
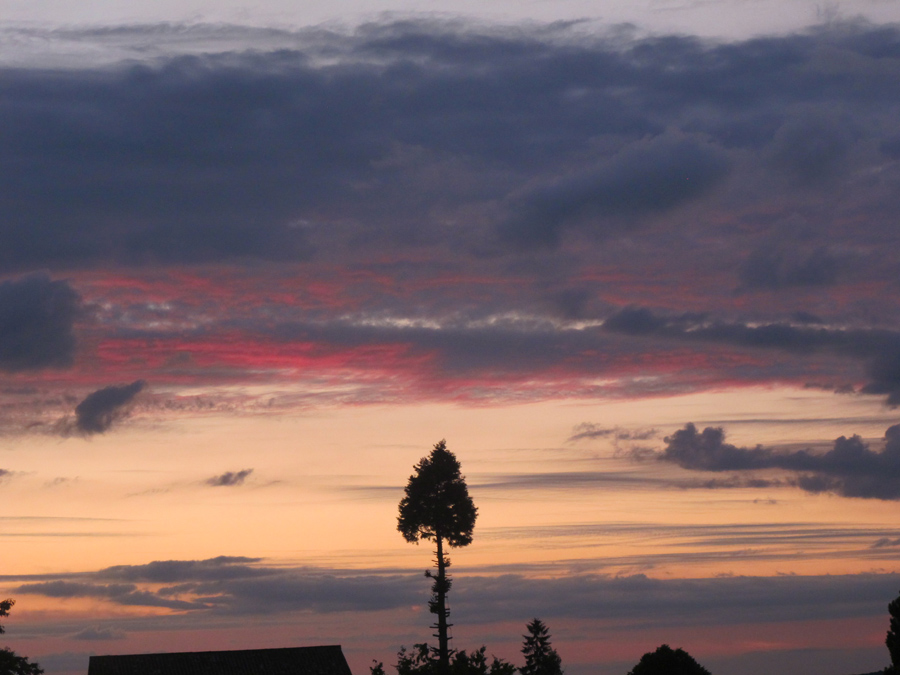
[2,1,900,674]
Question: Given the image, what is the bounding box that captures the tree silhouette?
[0,599,43,675]
[398,440,477,675]
[0,600,11,636]
[379,644,514,675]
[626,645,710,675]
[520,619,562,675]
[887,589,900,673]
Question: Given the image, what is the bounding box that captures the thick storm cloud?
[0,22,899,265]
[73,380,146,434]
[0,274,80,372]
[659,423,900,499]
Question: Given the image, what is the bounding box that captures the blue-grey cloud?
[0,273,80,372]
[13,580,207,610]
[99,556,266,583]
[0,21,897,267]
[766,114,852,184]
[498,133,729,248]
[567,423,658,443]
[602,307,900,404]
[738,247,842,290]
[11,555,900,629]
[206,469,253,487]
[658,423,900,499]
[73,380,146,434]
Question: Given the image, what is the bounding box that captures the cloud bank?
[659,423,900,499]
[8,556,898,629]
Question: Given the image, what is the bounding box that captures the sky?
[2,1,900,674]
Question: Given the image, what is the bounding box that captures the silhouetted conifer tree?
[398,441,477,675]
[520,619,562,675]
[626,645,710,675]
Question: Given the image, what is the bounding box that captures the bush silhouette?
[627,645,710,675]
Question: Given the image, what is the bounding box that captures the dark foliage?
[371,643,514,675]
[0,648,44,675]
[626,645,710,675]
[887,589,900,673]
[520,619,562,675]
[397,440,477,547]
[0,600,43,675]
[0,600,10,635]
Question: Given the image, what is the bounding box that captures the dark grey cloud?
[567,423,658,442]
[453,571,900,627]
[498,133,729,248]
[12,555,899,629]
[13,580,210,610]
[0,273,80,372]
[99,556,266,583]
[206,469,253,487]
[185,573,421,614]
[738,247,841,290]
[0,22,898,266]
[73,380,145,434]
[766,114,852,184]
[658,422,900,499]
[602,307,900,404]
[14,557,419,615]
[12,580,195,607]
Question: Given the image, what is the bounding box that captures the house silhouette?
[87,644,354,675]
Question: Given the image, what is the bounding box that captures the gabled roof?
[88,644,354,675]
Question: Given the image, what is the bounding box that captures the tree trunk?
[433,536,450,675]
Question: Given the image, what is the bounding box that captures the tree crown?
[521,619,562,675]
[398,440,477,547]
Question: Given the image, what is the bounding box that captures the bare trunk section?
[429,535,452,675]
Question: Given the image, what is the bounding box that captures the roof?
[87,645,354,675]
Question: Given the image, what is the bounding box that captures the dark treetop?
[397,440,477,547]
